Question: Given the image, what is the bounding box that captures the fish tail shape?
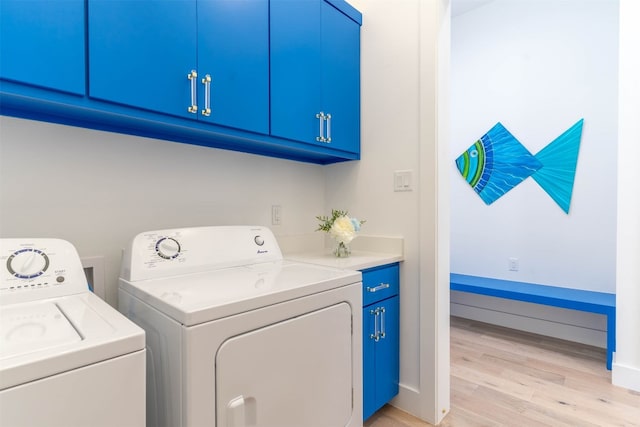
[531,118,584,214]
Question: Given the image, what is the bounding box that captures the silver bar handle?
[325,113,331,142]
[380,307,386,339]
[201,74,212,117]
[187,70,198,114]
[316,112,325,142]
[366,283,390,293]
[370,308,379,341]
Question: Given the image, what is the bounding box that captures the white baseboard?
[612,361,640,392]
[451,291,607,348]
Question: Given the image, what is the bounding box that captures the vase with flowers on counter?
[316,209,365,258]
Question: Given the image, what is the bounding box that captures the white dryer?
[0,238,146,427]
[118,226,363,427]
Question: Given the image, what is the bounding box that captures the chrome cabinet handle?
[370,308,379,341]
[187,70,198,113]
[380,307,386,339]
[325,113,331,142]
[316,112,326,142]
[201,74,212,117]
[366,283,390,293]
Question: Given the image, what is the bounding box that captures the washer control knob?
[7,248,50,279]
[156,237,181,259]
[254,235,265,246]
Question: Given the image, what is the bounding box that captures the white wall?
[613,0,640,393]
[0,116,325,305]
[450,0,618,291]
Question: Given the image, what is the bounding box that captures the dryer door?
[216,303,353,427]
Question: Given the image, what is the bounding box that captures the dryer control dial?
[6,248,50,279]
[155,237,181,260]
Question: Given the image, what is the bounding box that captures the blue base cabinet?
[1,0,361,165]
[362,263,400,421]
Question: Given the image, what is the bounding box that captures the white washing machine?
[0,238,146,427]
[118,225,363,427]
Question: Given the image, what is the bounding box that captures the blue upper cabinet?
[270,0,361,155]
[0,0,85,95]
[88,0,269,134]
[1,0,360,164]
[321,2,360,153]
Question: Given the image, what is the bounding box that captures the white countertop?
[286,250,403,271]
[283,234,404,271]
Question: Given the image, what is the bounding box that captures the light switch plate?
[394,170,413,192]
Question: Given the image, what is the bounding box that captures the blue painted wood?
[321,1,361,154]
[270,0,360,155]
[1,83,360,164]
[89,0,269,132]
[1,0,361,165]
[362,263,400,306]
[362,295,399,420]
[325,0,362,24]
[362,264,400,421]
[88,0,197,118]
[0,0,85,95]
[197,0,269,133]
[376,295,399,413]
[450,273,616,369]
[270,0,323,145]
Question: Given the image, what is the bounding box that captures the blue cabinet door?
[321,1,360,153]
[0,0,85,95]
[197,0,269,134]
[88,0,196,118]
[270,0,322,144]
[270,0,360,154]
[375,296,400,410]
[88,0,268,132]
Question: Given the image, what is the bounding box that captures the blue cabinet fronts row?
[0,0,362,164]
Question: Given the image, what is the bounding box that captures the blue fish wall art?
[455,119,584,214]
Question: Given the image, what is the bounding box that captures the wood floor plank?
[365,317,640,427]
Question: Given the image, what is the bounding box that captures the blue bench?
[450,273,616,370]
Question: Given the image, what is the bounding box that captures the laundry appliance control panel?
[0,239,88,305]
[120,226,284,282]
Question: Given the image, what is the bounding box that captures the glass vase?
[334,241,351,258]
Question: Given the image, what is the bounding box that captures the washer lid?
[0,292,145,390]
[119,260,361,326]
[1,301,81,360]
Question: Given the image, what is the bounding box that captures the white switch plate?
[394,170,413,192]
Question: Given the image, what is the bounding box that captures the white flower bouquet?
[316,209,365,257]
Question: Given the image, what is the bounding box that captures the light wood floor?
[364,316,640,427]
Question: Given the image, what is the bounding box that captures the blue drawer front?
[362,263,399,306]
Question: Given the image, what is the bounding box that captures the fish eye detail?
[470,150,478,157]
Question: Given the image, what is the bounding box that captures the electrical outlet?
[508,257,519,271]
[272,205,282,226]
